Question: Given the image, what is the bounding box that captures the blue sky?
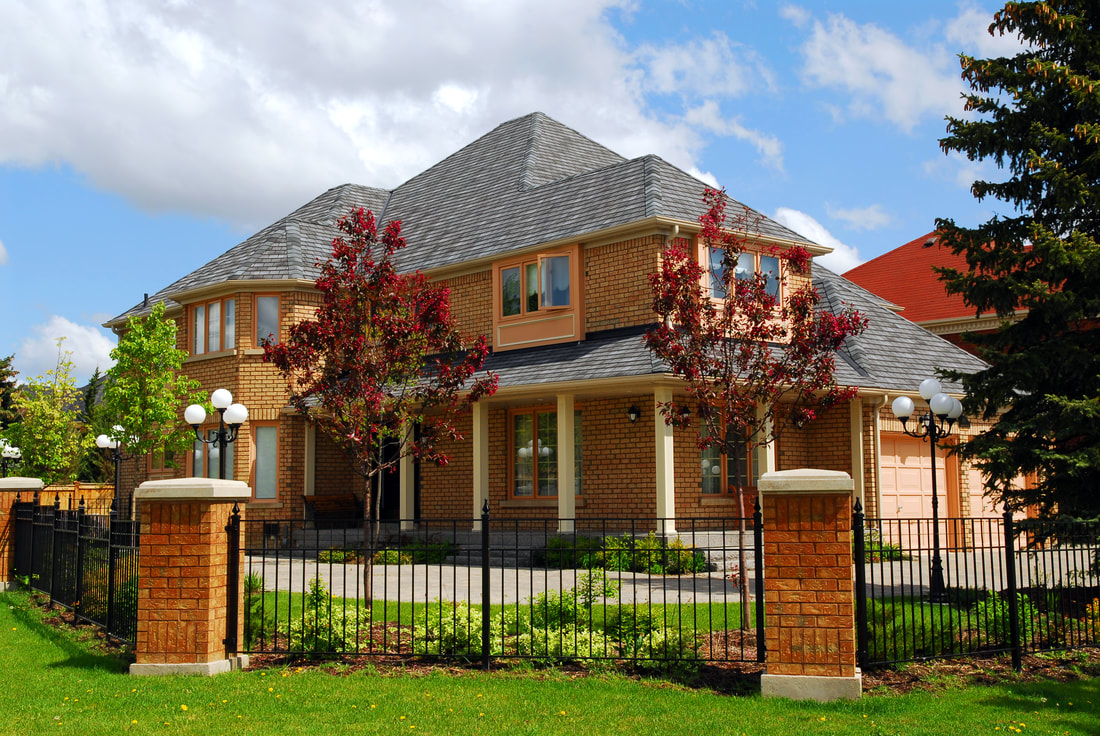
[0,0,1023,385]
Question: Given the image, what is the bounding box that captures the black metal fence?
[11,495,141,645]
[855,503,1100,670]
[232,504,765,669]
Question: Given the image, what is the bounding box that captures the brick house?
[106,112,988,528]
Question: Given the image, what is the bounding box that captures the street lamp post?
[95,426,131,510]
[890,378,968,602]
[1,441,21,477]
[185,389,248,480]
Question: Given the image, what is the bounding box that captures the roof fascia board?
[167,279,319,306]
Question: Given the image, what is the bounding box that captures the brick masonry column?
[759,468,861,701]
[0,477,45,588]
[130,478,251,676]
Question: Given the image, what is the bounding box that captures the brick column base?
[759,469,861,701]
[130,478,251,676]
[0,478,45,589]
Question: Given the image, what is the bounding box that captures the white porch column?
[756,403,776,476]
[556,394,576,533]
[303,423,316,497]
[399,422,415,531]
[849,398,866,507]
[471,401,489,531]
[654,388,676,534]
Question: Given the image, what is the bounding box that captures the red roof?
[843,231,979,324]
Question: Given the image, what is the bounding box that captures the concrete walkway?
[244,555,747,605]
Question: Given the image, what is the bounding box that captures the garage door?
[879,434,951,520]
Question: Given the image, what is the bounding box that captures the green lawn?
[2,589,1097,736]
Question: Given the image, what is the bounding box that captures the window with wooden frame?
[509,407,582,499]
[700,426,757,495]
[707,247,782,302]
[491,245,583,351]
[190,297,236,355]
[255,294,280,347]
[147,447,175,479]
[251,423,278,501]
[192,428,235,481]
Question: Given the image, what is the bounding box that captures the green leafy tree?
[0,353,18,431]
[103,302,204,495]
[936,1,1100,518]
[12,339,89,486]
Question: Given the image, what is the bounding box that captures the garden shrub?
[243,573,272,649]
[372,549,412,565]
[973,591,1038,646]
[280,577,368,654]
[631,626,702,676]
[513,623,614,663]
[537,535,604,568]
[412,600,505,657]
[865,598,957,662]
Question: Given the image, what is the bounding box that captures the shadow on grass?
[1,590,130,674]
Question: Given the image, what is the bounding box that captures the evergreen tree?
[936,2,1100,518]
[77,366,113,482]
[0,353,18,431]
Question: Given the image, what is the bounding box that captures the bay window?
[191,297,236,355]
[499,252,572,317]
[255,295,279,347]
[192,429,234,480]
[252,424,278,500]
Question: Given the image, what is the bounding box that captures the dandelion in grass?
[180,705,188,711]
[131,720,137,724]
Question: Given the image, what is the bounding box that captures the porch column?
[0,477,44,588]
[756,403,776,475]
[654,388,676,534]
[471,400,489,531]
[399,422,415,531]
[556,394,576,533]
[303,423,316,498]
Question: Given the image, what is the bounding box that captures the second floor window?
[256,295,279,346]
[191,297,236,355]
[500,253,572,317]
[709,248,780,301]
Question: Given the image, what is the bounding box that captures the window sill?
[246,500,282,509]
[699,496,752,506]
[185,349,238,363]
[499,497,585,508]
[242,348,267,356]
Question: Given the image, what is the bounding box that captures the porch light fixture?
[627,405,640,423]
[679,406,691,422]
[186,388,248,480]
[890,378,967,602]
[96,425,132,509]
[0,440,21,477]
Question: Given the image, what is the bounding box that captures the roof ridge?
[643,155,661,219]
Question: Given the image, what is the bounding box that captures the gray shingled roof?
[484,263,986,393]
[110,112,810,323]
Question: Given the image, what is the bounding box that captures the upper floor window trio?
[192,297,235,355]
[708,248,781,301]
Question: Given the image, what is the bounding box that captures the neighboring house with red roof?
[843,231,1022,356]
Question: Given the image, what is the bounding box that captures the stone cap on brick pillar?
[134,477,251,501]
[0,477,45,493]
[758,469,853,495]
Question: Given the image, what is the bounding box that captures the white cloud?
[0,0,771,232]
[635,32,775,98]
[684,101,784,172]
[825,203,892,231]
[0,236,7,265]
[944,4,1031,58]
[789,10,971,132]
[16,316,115,386]
[773,207,862,273]
[922,150,1001,193]
[780,4,811,29]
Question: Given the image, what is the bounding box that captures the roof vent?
[923,238,936,248]
[143,293,149,307]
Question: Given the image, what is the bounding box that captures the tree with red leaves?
[265,208,498,577]
[646,188,865,627]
